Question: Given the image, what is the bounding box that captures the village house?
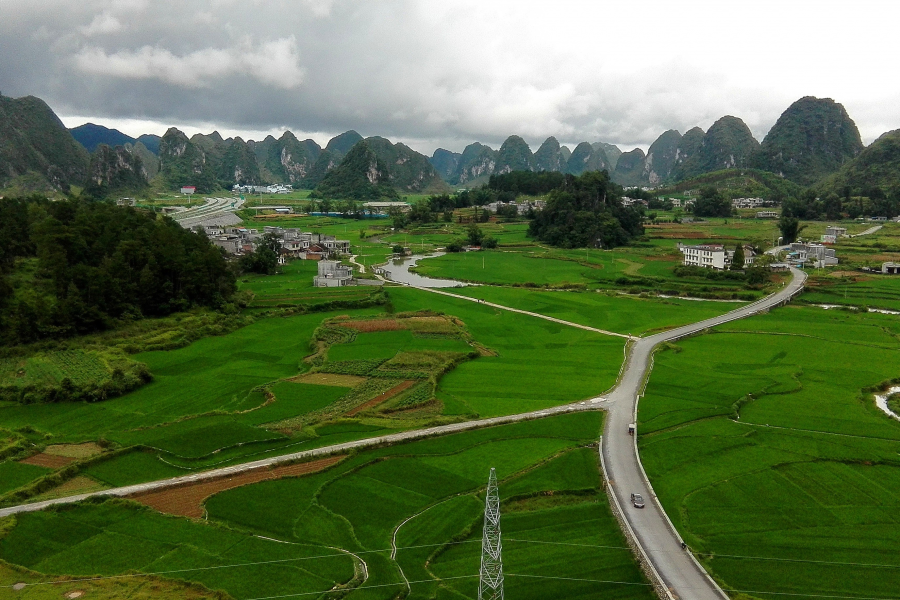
[787,242,838,268]
[732,197,767,209]
[883,262,900,275]
[314,260,354,287]
[679,243,756,270]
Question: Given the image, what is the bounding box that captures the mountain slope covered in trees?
[0,95,90,192]
[755,96,864,186]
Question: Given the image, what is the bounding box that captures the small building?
[314,260,353,287]
[756,211,779,219]
[825,226,847,238]
[789,242,838,268]
[769,263,790,272]
[679,243,756,270]
[363,201,411,214]
[181,186,196,195]
[883,262,900,275]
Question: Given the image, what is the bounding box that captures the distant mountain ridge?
[2,93,895,197]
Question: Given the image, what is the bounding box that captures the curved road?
[0,268,806,599]
[601,266,806,599]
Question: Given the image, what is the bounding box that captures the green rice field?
[638,305,900,598]
[0,412,655,600]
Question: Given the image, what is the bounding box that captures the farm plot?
[0,412,653,600]
[0,501,357,600]
[450,285,743,335]
[130,456,344,517]
[0,308,381,441]
[638,305,900,598]
[204,411,654,600]
[388,287,625,417]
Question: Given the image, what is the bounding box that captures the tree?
[482,236,498,249]
[466,223,484,246]
[392,244,405,254]
[778,216,803,244]
[408,200,433,224]
[240,234,279,275]
[692,187,732,217]
[731,244,745,270]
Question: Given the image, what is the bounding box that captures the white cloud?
[72,36,305,89]
[79,12,123,36]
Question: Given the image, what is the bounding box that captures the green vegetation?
[449,285,742,334]
[638,305,900,598]
[0,95,90,194]
[0,412,656,600]
[388,287,624,417]
[815,129,900,205]
[527,171,644,248]
[410,247,772,299]
[312,139,399,200]
[672,116,760,181]
[657,168,803,202]
[754,96,864,186]
[0,197,235,345]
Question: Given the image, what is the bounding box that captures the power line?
[242,575,479,600]
[3,535,898,597]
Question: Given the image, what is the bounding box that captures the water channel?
[377,252,472,288]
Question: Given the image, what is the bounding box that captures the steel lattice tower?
[478,467,504,600]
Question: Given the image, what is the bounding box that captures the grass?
[0,500,356,600]
[638,305,900,598]
[449,285,744,335]
[0,559,223,600]
[409,246,772,299]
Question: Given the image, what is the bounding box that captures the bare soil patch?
[345,380,416,416]
[43,442,104,459]
[130,456,344,518]
[293,373,367,387]
[20,452,75,469]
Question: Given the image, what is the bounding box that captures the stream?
[377,252,472,288]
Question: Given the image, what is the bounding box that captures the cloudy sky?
[3,0,899,155]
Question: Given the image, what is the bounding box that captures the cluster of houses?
[484,199,545,214]
[621,197,649,208]
[786,242,838,268]
[232,184,293,194]
[206,225,350,261]
[732,197,770,209]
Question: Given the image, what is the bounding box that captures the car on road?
[631,493,645,508]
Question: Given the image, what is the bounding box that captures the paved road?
[600,266,806,599]
[0,268,806,598]
[0,400,605,519]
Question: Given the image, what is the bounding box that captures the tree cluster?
[527,171,644,248]
[691,187,733,217]
[0,196,236,344]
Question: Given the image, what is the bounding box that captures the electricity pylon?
[478,467,504,600]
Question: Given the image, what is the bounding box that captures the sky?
[3,0,899,156]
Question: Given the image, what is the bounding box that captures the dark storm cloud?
[2,0,898,153]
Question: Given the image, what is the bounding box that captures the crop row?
[319,359,387,376]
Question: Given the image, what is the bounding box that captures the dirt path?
[345,380,416,416]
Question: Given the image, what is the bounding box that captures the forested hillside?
[755,96,863,185]
[0,95,90,192]
[528,171,643,248]
[0,196,236,345]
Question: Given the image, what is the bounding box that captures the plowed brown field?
[20,453,75,469]
[130,456,344,518]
